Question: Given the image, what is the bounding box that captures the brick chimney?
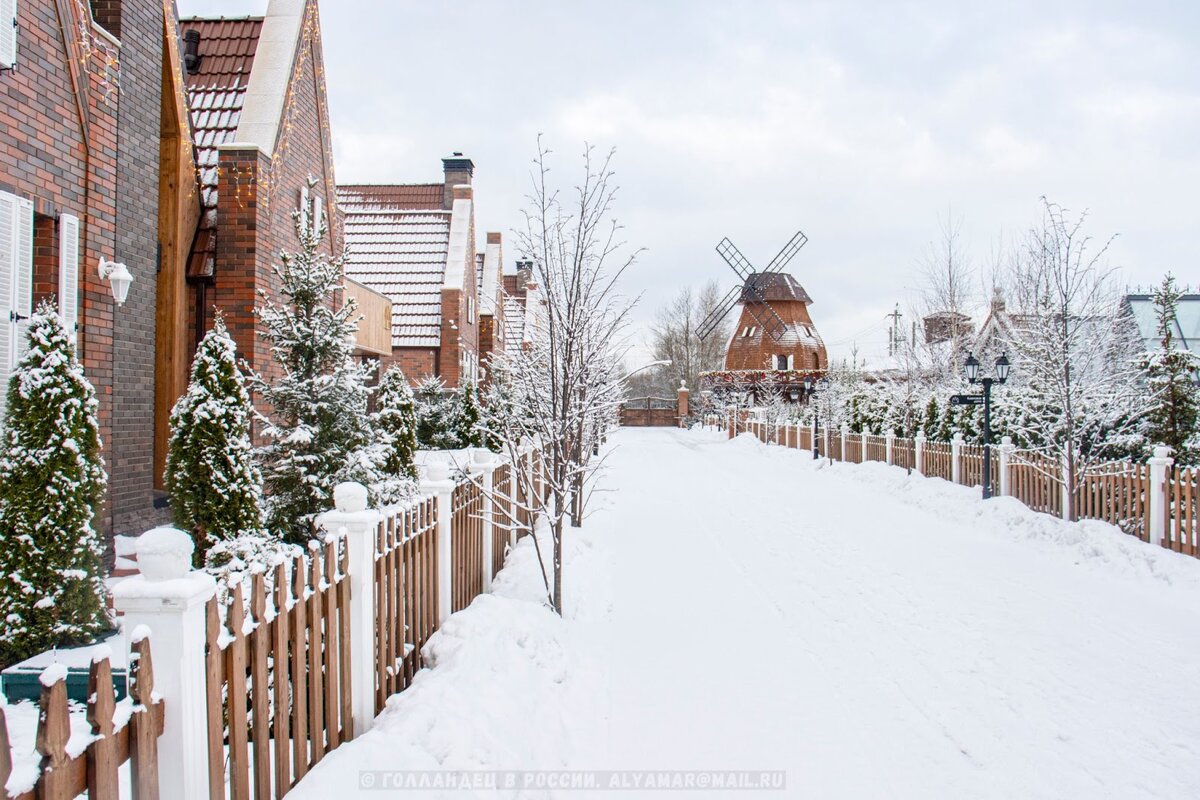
[442,153,474,209]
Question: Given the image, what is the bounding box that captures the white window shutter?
[0,0,16,70]
[0,192,14,422]
[298,185,310,234]
[312,194,324,238]
[58,213,79,349]
[13,196,32,363]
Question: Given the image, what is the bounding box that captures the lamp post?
[965,352,1012,499]
[804,375,828,461]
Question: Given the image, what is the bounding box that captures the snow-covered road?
[294,427,1200,799]
[593,428,1200,798]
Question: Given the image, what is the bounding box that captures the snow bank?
[289,523,608,800]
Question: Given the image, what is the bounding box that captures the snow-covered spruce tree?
[0,303,108,665]
[1140,274,1200,463]
[372,366,419,481]
[165,314,263,565]
[459,381,485,448]
[252,189,381,543]
[415,376,464,450]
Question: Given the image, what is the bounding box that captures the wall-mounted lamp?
[99,257,133,306]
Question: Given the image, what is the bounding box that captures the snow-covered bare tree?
[648,281,729,394]
[909,208,976,382]
[252,183,382,543]
[484,138,637,615]
[1000,199,1143,514]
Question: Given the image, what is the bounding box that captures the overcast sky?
[179,0,1199,364]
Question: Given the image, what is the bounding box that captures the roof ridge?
[179,15,265,22]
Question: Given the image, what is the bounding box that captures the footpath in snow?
[292,427,1200,799]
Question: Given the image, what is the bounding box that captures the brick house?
[0,0,204,541]
[339,155,506,388]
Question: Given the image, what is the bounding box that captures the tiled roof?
[502,292,526,346]
[339,184,444,211]
[741,272,813,304]
[339,185,451,348]
[180,16,264,277]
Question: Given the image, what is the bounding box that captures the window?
[774,354,788,370]
[0,0,16,70]
[0,190,33,422]
[741,325,758,338]
[467,296,475,325]
[312,193,324,237]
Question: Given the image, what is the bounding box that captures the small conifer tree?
[165,314,263,564]
[0,303,108,665]
[459,381,484,447]
[252,184,380,542]
[1141,274,1200,463]
[373,366,419,480]
[415,376,464,449]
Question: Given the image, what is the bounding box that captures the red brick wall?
[0,2,120,537]
[201,0,341,387]
[385,348,439,383]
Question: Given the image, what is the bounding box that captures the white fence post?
[951,432,964,484]
[840,423,848,462]
[112,526,216,800]
[914,432,925,475]
[472,449,497,592]
[422,460,457,625]
[998,436,1015,497]
[861,430,869,463]
[885,430,895,465]
[317,482,383,736]
[1148,446,1173,547]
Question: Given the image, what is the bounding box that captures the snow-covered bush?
[165,314,263,565]
[373,366,419,480]
[415,376,464,450]
[0,304,108,665]
[252,184,382,543]
[205,533,302,603]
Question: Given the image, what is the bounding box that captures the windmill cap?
[740,272,812,304]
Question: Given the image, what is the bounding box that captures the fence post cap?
[1151,445,1175,462]
[915,431,926,441]
[333,481,369,513]
[886,430,896,439]
[1000,435,1014,448]
[952,432,964,443]
[425,460,451,482]
[135,525,194,582]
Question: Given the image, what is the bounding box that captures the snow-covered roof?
[1123,293,1200,354]
[442,195,473,289]
[339,186,452,348]
[479,240,502,315]
[502,292,525,345]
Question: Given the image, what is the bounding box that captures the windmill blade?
[715,238,755,282]
[763,230,808,274]
[696,285,742,341]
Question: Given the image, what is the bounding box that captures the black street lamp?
[965,352,1012,499]
[805,375,828,461]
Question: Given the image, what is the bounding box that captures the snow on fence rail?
[734,412,1199,562]
[0,637,163,800]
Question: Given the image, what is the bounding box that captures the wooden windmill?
[697,231,828,374]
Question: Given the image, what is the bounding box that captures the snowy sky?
[177,0,1200,365]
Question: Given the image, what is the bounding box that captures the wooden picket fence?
[451,478,485,613]
[374,497,438,704]
[492,463,513,579]
[1166,466,1198,556]
[735,411,1199,563]
[1074,463,1150,539]
[0,638,164,800]
[204,537,351,800]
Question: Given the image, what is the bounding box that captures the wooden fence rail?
[451,478,485,613]
[0,637,164,800]
[492,464,513,579]
[1166,466,1198,556]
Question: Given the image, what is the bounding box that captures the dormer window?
[775,354,789,370]
[740,325,758,338]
